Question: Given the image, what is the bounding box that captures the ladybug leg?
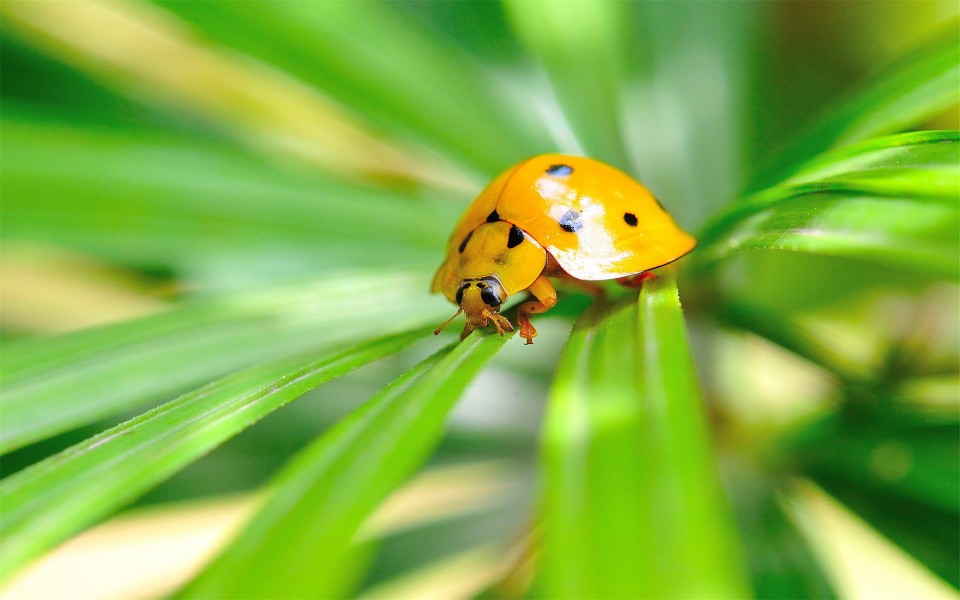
[617,271,656,288]
[516,275,557,345]
[488,312,514,336]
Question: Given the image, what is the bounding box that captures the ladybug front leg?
[459,321,476,340]
[516,275,557,345]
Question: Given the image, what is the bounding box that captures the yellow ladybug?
[433,154,696,344]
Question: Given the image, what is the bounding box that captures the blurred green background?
[1,1,957,598]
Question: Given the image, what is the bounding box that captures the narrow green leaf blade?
[1,272,438,453]
[751,26,960,191]
[178,330,511,599]
[726,465,838,600]
[1,116,451,271]
[504,0,631,168]
[0,328,426,583]
[789,409,960,588]
[539,273,750,599]
[151,0,548,175]
[695,133,960,278]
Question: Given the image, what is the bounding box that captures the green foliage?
[0,328,428,580]
[539,274,749,598]
[1,1,957,599]
[1,273,437,452]
[181,331,509,598]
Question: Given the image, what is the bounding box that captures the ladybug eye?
[480,286,501,307]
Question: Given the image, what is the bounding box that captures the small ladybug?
[432,154,696,344]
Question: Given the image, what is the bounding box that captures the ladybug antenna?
[433,307,463,336]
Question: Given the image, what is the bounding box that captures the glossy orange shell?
[433,154,696,298]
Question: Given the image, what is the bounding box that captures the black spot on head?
[486,210,500,223]
[480,286,502,307]
[623,212,638,227]
[455,283,467,305]
[558,210,583,233]
[458,231,473,253]
[546,164,574,177]
[507,225,525,248]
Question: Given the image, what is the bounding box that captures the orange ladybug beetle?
[432,154,696,344]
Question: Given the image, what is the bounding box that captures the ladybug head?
[433,275,513,338]
[456,276,507,325]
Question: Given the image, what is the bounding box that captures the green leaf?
[784,130,960,186]
[151,0,549,175]
[694,132,960,278]
[751,26,960,191]
[0,328,427,583]
[178,330,511,599]
[725,463,838,600]
[788,409,960,588]
[504,0,631,168]
[538,273,750,599]
[0,271,440,453]
[1,116,452,272]
[624,1,761,224]
[359,467,530,594]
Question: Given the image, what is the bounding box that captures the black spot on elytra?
[486,210,500,223]
[458,231,473,253]
[624,212,638,227]
[558,210,582,233]
[546,164,573,177]
[480,287,502,307]
[507,225,525,248]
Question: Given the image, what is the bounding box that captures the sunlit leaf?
[0,0,464,188]
[695,133,960,278]
[178,330,511,599]
[1,116,454,273]
[151,0,549,176]
[751,26,960,191]
[504,0,630,168]
[0,272,440,453]
[538,273,750,599]
[625,1,761,224]
[0,328,427,582]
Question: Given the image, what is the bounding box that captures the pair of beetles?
[432,154,696,344]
